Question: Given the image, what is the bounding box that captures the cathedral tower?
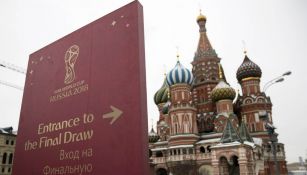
[166,59,198,146]
[211,64,238,133]
[235,52,272,138]
[191,12,221,133]
[154,76,171,140]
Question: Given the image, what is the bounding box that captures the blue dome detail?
[166,61,193,86]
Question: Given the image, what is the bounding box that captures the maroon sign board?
[13,1,149,175]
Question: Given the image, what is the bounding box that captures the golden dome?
[197,13,206,22]
[211,81,236,102]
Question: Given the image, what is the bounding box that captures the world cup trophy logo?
[64,45,79,84]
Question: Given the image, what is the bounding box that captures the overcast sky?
[0,0,306,163]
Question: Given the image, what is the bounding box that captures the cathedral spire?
[194,11,217,61]
[218,63,227,82]
[239,122,254,143]
[220,119,242,143]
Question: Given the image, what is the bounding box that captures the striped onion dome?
[166,61,193,86]
[154,78,169,105]
[236,55,262,82]
[211,80,236,102]
[148,128,159,143]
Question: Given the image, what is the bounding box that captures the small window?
[277,145,281,152]
[9,153,13,164]
[11,140,14,145]
[200,146,206,153]
[267,145,271,152]
[183,149,187,155]
[6,140,9,145]
[174,149,177,155]
[2,168,5,173]
[8,168,11,172]
[2,152,7,164]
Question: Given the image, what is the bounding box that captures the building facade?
[149,13,288,175]
[0,127,16,175]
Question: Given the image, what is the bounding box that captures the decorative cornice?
[240,77,260,82]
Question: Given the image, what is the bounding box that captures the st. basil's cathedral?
[148,12,288,175]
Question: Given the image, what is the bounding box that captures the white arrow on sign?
[102,105,123,125]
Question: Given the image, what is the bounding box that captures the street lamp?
[263,71,291,92]
[260,71,291,175]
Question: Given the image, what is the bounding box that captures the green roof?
[220,119,242,143]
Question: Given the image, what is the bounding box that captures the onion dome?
[197,12,206,23]
[154,78,169,105]
[166,61,193,86]
[211,81,236,102]
[236,54,262,82]
[148,128,159,143]
[211,64,236,102]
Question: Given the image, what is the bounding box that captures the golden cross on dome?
[176,46,180,61]
[163,64,167,77]
[198,2,202,14]
[242,40,247,55]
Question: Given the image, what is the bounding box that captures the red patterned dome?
[236,55,262,82]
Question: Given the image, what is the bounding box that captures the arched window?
[207,146,211,153]
[229,155,240,174]
[2,152,7,164]
[267,145,271,152]
[200,146,206,153]
[156,151,163,157]
[156,168,167,175]
[9,153,13,164]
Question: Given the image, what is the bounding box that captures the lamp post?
[260,71,291,175]
[262,71,291,92]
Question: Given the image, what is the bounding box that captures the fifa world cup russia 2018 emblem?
[64,45,79,84]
